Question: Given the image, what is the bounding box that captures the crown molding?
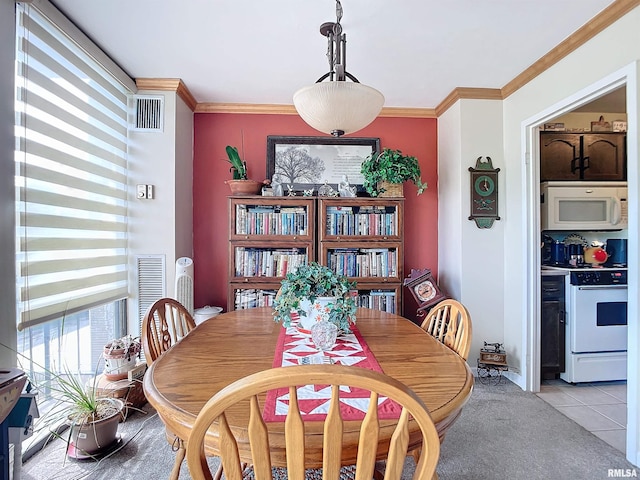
[135,78,197,111]
[501,0,640,98]
[195,103,436,118]
[435,88,503,117]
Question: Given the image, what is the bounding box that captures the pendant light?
[293,0,384,137]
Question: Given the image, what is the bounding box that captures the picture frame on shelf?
[266,136,380,195]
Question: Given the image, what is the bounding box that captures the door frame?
[523,62,638,464]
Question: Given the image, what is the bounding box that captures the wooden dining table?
[143,307,474,468]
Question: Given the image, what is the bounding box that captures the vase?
[310,320,338,351]
[297,296,337,333]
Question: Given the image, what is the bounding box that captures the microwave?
[541,181,628,231]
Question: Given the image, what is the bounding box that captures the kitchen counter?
[542,265,627,275]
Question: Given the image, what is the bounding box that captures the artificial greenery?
[361,148,427,196]
[226,145,247,179]
[272,262,357,332]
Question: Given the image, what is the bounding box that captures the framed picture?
[403,268,447,317]
[266,136,380,194]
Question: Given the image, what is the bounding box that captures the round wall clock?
[469,156,500,229]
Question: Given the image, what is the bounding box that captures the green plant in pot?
[361,148,427,197]
[272,262,357,333]
[225,145,265,195]
[2,343,126,460]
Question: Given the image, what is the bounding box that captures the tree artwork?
[275,146,325,184]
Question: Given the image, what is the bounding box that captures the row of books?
[236,205,308,236]
[356,290,397,313]
[325,211,397,236]
[234,288,278,309]
[327,248,397,278]
[234,247,307,277]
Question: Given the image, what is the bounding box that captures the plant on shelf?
[361,147,427,197]
[272,262,357,332]
[225,145,265,195]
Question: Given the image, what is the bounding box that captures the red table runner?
[263,320,401,422]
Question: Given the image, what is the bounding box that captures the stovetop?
[542,265,628,285]
[542,264,627,272]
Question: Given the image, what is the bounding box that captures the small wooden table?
[143,307,473,468]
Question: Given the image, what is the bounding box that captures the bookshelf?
[227,196,403,314]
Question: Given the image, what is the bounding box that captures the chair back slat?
[186,365,440,480]
[141,298,196,366]
[248,396,272,480]
[323,384,344,480]
[285,385,306,480]
[421,299,472,360]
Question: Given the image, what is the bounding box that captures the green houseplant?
[225,145,265,195]
[272,262,357,332]
[361,148,427,197]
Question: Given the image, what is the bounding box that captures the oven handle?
[577,285,628,290]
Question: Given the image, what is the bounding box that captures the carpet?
[19,377,637,480]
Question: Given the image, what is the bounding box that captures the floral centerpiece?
[272,262,357,332]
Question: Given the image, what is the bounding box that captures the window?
[14,3,135,331]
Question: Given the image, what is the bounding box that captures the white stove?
[543,265,628,383]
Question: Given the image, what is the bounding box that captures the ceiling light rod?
[316,1,360,85]
[293,0,384,137]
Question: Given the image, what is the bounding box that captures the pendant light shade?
[294,82,384,137]
[293,0,384,137]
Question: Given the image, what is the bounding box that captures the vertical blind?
[15,3,131,330]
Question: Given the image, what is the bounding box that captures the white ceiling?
[52,0,618,109]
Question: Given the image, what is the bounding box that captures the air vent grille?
[133,95,164,131]
[137,255,166,328]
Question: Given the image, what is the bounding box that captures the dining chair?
[420,299,472,361]
[186,364,441,480]
[142,297,197,480]
[142,297,197,366]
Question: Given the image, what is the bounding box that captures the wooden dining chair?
[186,364,441,480]
[420,299,472,361]
[142,297,197,480]
[142,297,197,366]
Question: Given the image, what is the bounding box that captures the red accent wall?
[193,113,438,322]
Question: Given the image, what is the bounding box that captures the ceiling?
[52,0,620,110]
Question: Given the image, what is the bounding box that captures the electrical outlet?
[136,184,147,199]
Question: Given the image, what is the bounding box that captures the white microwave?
[541,181,628,231]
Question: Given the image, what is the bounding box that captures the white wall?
[127,91,193,334]
[0,0,17,365]
[438,99,506,368]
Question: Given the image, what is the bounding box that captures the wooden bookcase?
[227,196,404,314]
[228,196,316,310]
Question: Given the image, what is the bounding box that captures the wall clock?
[403,268,447,318]
[469,156,500,229]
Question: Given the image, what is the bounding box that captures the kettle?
[583,246,609,265]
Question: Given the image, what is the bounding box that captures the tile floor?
[537,379,627,453]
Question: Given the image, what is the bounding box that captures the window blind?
[15,3,132,330]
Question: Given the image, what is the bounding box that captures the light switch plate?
[136,184,147,199]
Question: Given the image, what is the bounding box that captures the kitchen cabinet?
[541,275,565,379]
[540,132,626,181]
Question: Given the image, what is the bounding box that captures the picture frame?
[266,136,380,195]
[403,268,447,317]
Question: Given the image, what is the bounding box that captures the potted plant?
[103,335,141,381]
[225,145,265,195]
[361,148,427,197]
[272,262,357,333]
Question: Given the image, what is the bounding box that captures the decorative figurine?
[338,175,357,197]
[287,184,296,196]
[303,188,314,197]
[271,174,284,196]
[318,181,335,197]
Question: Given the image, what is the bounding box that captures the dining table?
[143,307,474,468]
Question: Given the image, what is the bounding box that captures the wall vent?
[136,255,166,329]
[132,95,164,131]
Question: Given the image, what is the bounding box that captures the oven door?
[569,284,627,353]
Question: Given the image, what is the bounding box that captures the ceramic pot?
[225,179,264,195]
[103,343,141,381]
[297,296,337,333]
[68,398,124,458]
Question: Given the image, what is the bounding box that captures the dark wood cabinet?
[540,132,626,181]
[541,275,565,379]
